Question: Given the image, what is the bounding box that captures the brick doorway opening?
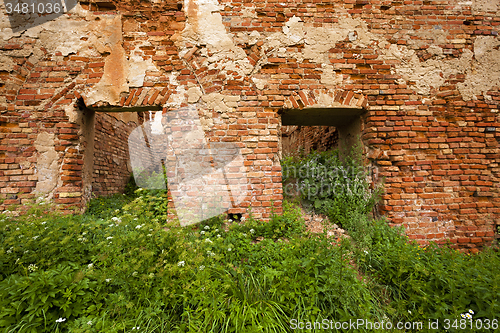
[280,107,366,158]
[78,99,161,203]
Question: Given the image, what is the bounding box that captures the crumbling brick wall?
[1,0,500,250]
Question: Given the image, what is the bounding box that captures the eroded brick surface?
[1,0,499,249]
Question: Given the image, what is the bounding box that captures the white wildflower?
[87,321,93,325]
[217,234,221,238]
[41,222,46,225]
[199,265,205,271]
[228,219,233,222]
[105,278,111,282]
[135,224,143,229]
[204,225,210,230]
[250,229,255,234]
[178,261,185,267]
[28,264,38,272]
[88,263,93,269]
[132,271,138,276]
[228,248,232,252]
[200,231,205,235]
[205,238,212,244]
[55,318,66,323]
[106,236,113,240]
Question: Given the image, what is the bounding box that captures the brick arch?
[283,89,369,110]
[279,88,369,167]
[78,87,171,109]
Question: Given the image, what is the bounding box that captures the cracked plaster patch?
[458,36,500,101]
[165,71,187,108]
[34,132,59,196]
[128,44,159,88]
[266,15,377,64]
[180,0,252,78]
[187,85,203,103]
[471,0,499,14]
[387,44,473,95]
[202,93,240,115]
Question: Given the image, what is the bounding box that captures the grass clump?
[283,147,500,332]
[0,195,383,332]
[0,149,499,332]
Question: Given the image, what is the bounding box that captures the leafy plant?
[282,148,382,229]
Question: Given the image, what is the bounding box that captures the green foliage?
[282,148,382,228]
[0,264,99,331]
[121,188,170,222]
[352,216,500,331]
[85,194,134,220]
[0,194,386,332]
[1,150,499,332]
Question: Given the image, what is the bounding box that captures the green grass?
[0,151,499,332]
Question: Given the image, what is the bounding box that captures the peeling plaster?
[128,43,159,88]
[201,93,240,115]
[34,132,59,195]
[252,77,267,90]
[0,5,159,107]
[388,44,473,95]
[180,0,253,80]
[165,72,187,108]
[240,6,257,18]
[266,15,377,64]
[320,64,343,86]
[0,54,15,71]
[85,15,129,106]
[187,85,203,103]
[472,0,499,14]
[63,104,82,124]
[458,36,500,101]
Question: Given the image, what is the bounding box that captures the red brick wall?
[1,0,499,249]
[282,126,338,157]
[92,112,138,196]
